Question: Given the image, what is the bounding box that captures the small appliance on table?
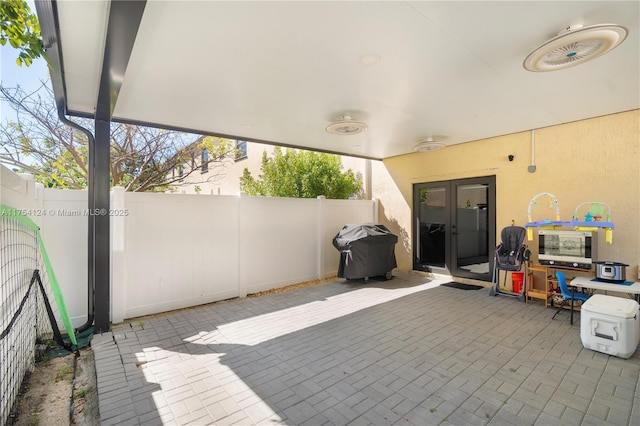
[580,294,639,359]
[593,261,628,282]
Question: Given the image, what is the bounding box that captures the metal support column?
[92,118,111,332]
[92,0,148,332]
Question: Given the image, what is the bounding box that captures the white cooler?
[580,294,640,359]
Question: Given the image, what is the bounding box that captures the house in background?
[172,140,372,199]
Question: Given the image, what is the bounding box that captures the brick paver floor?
[93,272,640,425]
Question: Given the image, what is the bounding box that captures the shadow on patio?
[92,272,640,425]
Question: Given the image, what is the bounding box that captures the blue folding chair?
[552,271,590,320]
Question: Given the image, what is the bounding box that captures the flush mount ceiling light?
[412,136,446,152]
[325,115,368,135]
[523,24,628,72]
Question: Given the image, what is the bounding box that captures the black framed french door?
[413,176,496,281]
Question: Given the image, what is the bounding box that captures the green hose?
[1,204,77,346]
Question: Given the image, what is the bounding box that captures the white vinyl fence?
[1,166,377,326]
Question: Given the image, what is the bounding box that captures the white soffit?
[57,0,109,115]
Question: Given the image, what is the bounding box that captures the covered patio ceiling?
[36,0,639,160]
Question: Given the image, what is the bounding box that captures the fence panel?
[39,189,88,327]
[239,196,319,295]
[121,192,240,319]
[0,167,35,212]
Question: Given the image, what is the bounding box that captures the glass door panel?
[454,183,490,277]
[414,184,448,271]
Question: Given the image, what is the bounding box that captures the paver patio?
[92,272,640,425]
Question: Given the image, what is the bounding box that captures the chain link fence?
[1,214,58,425]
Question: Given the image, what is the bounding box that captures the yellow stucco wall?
[375,110,640,278]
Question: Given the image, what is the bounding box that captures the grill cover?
[332,224,398,279]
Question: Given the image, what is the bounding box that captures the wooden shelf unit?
[526,263,595,307]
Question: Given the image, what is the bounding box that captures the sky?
[0,0,50,124]
[0,45,50,120]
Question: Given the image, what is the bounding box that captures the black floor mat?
[441,282,484,290]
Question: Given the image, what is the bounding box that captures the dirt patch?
[247,277,338,297]
[8,347,99,426]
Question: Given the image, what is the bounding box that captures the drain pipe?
[37,0,96,334]
[57,110,95,333]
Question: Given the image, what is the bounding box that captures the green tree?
[1,84,235,191]
[0,0,45,67]
[240,147,362,199]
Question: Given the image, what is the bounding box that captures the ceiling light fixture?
[523,24,628,72]
[325,115,368,135]
[412,136,446,152]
